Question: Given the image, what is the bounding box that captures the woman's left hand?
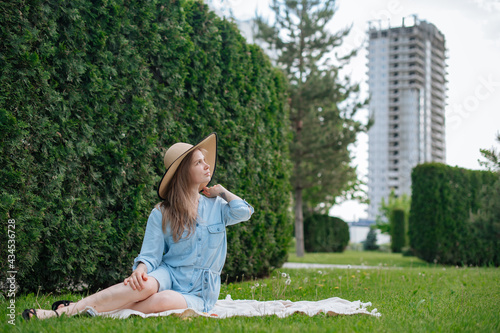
[202,184,225,198]
[202,185,243,203]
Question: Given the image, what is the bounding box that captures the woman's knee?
[139,277,159,298]
[155,290,187,311]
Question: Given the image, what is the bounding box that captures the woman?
[23,133,254,320]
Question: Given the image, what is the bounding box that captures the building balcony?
[406,56,425,67]
[431,91,446,104]
[431,114,445,126]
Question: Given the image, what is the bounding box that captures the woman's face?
[188,149,211,186]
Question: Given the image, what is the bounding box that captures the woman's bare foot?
[55,302,75,310]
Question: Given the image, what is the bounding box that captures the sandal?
[22,308,37,321]
[22,308,59,321]
[51,300,74,311]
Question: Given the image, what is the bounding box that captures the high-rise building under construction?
[367,16,447,219]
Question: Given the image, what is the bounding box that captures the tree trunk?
[295,187,305,257]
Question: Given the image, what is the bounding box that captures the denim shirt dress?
[132,196,254,312]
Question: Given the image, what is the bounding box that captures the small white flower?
[318,270,323,275]
[254,283,259,287]
[250,286,255,290]
[282,272,287,278]
[357,270,361,273]
[303,278,309,283]
[285,278,291,285]
[338,276,342,280]
[347,265,352,269]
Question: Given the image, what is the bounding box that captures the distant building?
[347,219,391,244]
[367,16,447,219]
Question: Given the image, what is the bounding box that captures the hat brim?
[157,133,217,200]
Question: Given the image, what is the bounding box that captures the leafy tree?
[375,189,411,236]
[255,0,368,256]
[478,133,500,171]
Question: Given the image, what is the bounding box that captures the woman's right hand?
[124,263,149,291]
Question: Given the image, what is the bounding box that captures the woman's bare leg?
[119,290,188,314]
[26,278,159,320]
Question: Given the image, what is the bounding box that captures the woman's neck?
[188,187,200,205]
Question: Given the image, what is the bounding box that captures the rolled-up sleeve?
[223,199,254,226]
[132,208,164,273]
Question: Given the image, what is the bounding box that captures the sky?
[209,0,500,221]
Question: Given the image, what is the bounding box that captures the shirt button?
[198,238,201,241]
[190,283,193,286]
[198,254,201,257]
[196,223,199,227]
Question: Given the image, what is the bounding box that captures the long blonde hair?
[156,149,201,242]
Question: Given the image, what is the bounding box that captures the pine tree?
[255,0,368,256]
[364,228,379,251]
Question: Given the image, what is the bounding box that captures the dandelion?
[282,272,287,278]
[335,286,339,289]
[262,283,267,287]
[318,270,323,275]
[254,283,259,287]
[357,270,361,273]
[285,278,291,285]
[351,275,355,278]
[303,277,309,283]
[338,276,342,280]
[347,265,352,269]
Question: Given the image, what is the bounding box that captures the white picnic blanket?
[85,295,381,319]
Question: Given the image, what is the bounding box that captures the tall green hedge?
[0,0,292,294]
[304,214,349,253]
[409,163,498,266]
[390,208,405,253]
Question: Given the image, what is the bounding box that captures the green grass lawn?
[287,250,430,268]
[3,253,499,332]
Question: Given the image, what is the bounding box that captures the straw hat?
[157,133,217,200]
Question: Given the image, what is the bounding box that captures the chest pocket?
[207,223,225,249]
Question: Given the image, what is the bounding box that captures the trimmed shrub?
[409,163,498,266]
[0,0,292,293]
[304,214,349,252]
[390,208,405,253]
